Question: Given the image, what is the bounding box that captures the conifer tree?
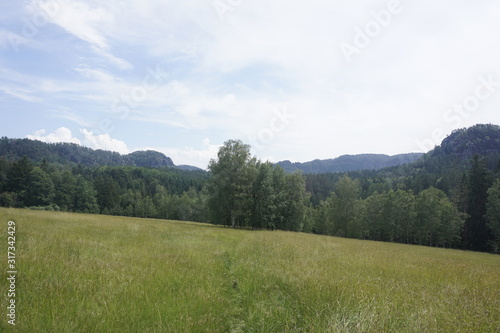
[485,179,500,252]
[463,155,493,251]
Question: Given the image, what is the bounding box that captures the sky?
[1,0,500,169]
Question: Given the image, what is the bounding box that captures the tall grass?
[1,208,499,332]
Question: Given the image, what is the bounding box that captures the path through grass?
[1,208,499,332]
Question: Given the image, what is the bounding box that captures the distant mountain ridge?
[302,124,500,206]
[0,137,203,170]
[278,124,500,174]
[2,123,498,173]
[0,137,424,174]
[277,153,424,174]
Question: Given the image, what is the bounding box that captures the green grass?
[1,208,499,332]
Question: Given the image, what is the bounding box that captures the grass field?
[1,208,499,332]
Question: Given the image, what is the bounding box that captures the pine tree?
[485,179,500,252]
[463,155,493,251]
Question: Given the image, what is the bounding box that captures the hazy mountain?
[277,153,424,174]
[125,150,174,168]
[176,165,204,171]
[278,124,500,175]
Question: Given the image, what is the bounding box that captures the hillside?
[428,123,500,168]
[0,137,203,170]
[304,124,500,206]
[277,153,424,174]
[279,124,499,176]
[376,124,500,181]
[1,208,498,332]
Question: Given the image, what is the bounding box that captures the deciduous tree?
[207,140,257,227]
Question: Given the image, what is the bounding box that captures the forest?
[1,124,499,253]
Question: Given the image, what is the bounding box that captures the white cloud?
[90,45,133,71]
[26,127,81,144]
[0,85,42,103]
[57,111,92,127]
[0,66,122,106]
[26,127,130,155]
[34,0,132,70]
[5,0,500,164]
[80,128,130,154]
[75,65,116,82]
[39,0,111,49]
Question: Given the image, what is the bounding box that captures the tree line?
[207,140,500,252]
[1,139,500,253]
[0,157,209,222]
[311,176,465,248]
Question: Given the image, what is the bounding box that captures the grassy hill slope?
[1,208,499,332]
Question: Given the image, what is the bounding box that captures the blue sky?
[1,0,500,168]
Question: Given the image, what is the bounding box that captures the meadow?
[0,208,499,332]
